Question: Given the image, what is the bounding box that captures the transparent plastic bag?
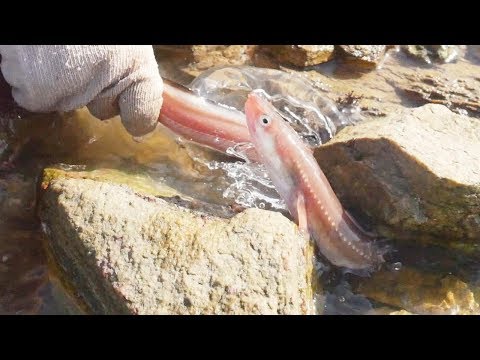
[185,66,359,211]
[189,65,355,147]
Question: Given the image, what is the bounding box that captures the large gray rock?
[314,104,480,247]
[39,177,315,315]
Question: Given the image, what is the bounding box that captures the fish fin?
[343,210,376,238]
[296,193,309,237]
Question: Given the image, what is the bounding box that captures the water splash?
[207,156,286,211]
[188,66,358,209]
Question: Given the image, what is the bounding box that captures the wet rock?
[398,73,480,116]
[41,167,248,219]
[41,167,180,199]
[323,283,374,315]
[467,46,480,63]
[337,45,387,66]
[152,46,196,86]
[0,133,6,157]
[258,45,335,67]
[389,309,413,315]
[187,46,255,76]
[314,104,480,247]
[36,278,85,315]
[357,267,479,315]
[153,45,191,53]
[274,46,476,120]
[402,45,459,64]
[365,306,413,315]
[39,176,315,315]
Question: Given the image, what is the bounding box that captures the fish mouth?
[245,90,271,133]
[244,92,261,134]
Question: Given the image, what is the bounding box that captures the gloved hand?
[0,45,163,136]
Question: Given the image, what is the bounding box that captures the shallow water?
[1,45,480,314]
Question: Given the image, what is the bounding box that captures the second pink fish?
[159,79,259,162]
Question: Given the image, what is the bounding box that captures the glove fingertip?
[119,79,163,137]
[87,98,119,120]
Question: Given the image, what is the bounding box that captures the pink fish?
[244,90,384,270]
[159,79,259,162]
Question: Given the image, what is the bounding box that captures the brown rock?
[314,104,480,247]
[258,45,335,67]
[187,45,255,76]
[402,45,459,64]
[337,45,387,66]
[389,309,414,315]
[366,307,414,315]
[357,267,479,315]
[39,176,315,314]
[399,73,480,117]
[155,46,479,122]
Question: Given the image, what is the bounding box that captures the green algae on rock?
[39,176,315,315]
[314,104,480,248]
[41,167,180,199]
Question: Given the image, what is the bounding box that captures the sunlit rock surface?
[258,45,335,67]
[402,45,459,64]
[337,45,387,66]
[188,45,255,76]
[39,172,315,314]
[314,104,480,248]
[357,267,479,315]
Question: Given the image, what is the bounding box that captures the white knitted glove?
[0,45,163,136]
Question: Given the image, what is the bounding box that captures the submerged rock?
[402,45,459,64]
[314,104,480,247]
[337,45,387,66]
[357,267,479,315]
[258,45,335,67]
[39,173,315,314]
[389,309,413,315]
[467,46,480,63]
[369,308,414,315]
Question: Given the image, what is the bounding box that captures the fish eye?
[260,116,270,126]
